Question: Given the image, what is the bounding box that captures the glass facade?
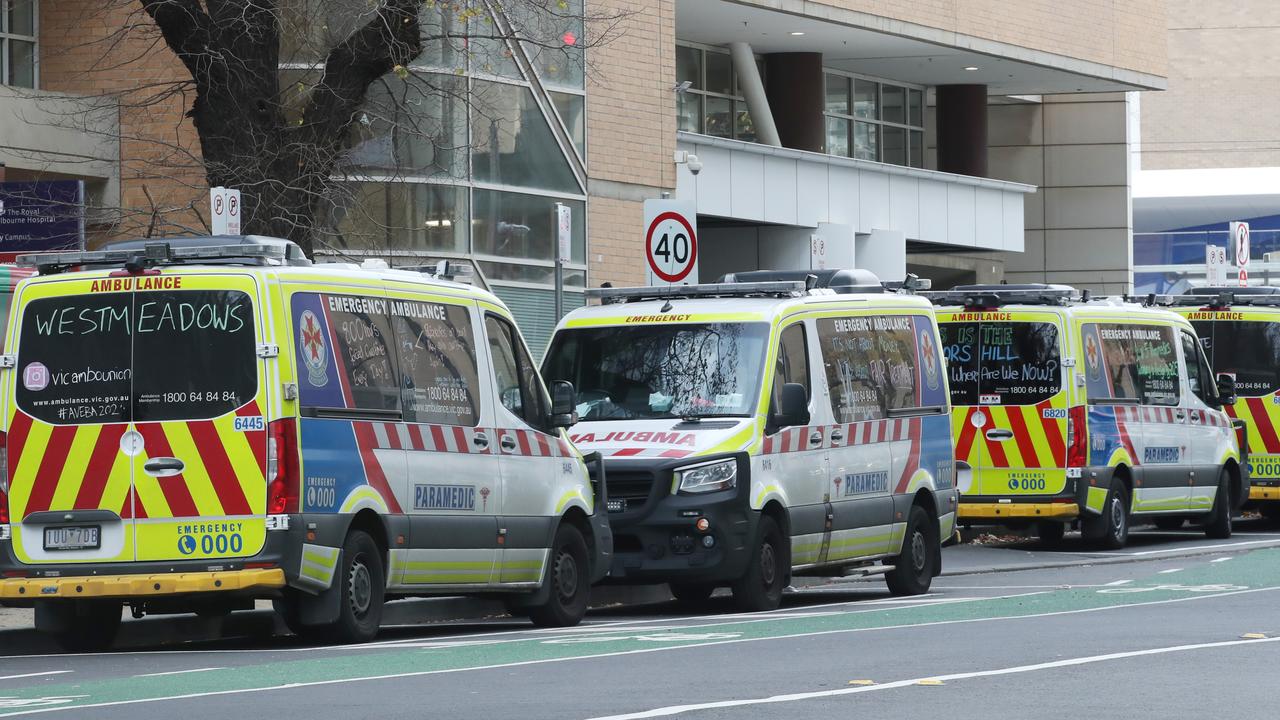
[824,72,925,168]
[676,43,757,142]
[282,2,587,352]
[2,0,36,88]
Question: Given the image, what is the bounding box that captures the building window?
[1,0,36,88]
[824,72,924,168]
[676,43,757,143]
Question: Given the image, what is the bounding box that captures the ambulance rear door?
[940,310,1068,497]
[7,272,269,565]
[130,273,269,563]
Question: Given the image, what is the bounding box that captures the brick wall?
[1140,0,1280,170]
[588,196,646,288]
[39,0,206,242]
[585,0,675,287]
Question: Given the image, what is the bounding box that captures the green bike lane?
[3,548,1280,716]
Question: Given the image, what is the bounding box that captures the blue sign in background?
[0,181,85,251]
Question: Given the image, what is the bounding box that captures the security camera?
[687,154,702,175]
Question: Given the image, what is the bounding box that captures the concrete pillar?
[762,53,825,153]
[936,84,988,177]
[729,42,781,147]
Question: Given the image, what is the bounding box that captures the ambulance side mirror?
[1215,374,1237,408]
[772,382,810,429]
[550,380,579,428]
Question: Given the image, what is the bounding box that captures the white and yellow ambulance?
[0,236,610,650]
[1169,286,1278,520]
[542,270,958,611]
[929,284,1246,548]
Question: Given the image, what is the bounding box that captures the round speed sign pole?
[646,211,698,283]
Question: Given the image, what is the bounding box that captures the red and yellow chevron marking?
[951,407,982,468]
[1227,394,1280,463]
[980,401,1066,469]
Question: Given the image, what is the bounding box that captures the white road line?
[134,668,225,679]
[587,636,1280,719]
[937,585,1105,590]
[1157,568,1183,574]
[1103,580,1132,586]
[0,672,71,682]
[1123,539,1280,556]
[1,586,1275,717]
[1212,557,1233,563]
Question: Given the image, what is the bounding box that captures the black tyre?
[529,524,591,627]
[36,600,122,653]
[1153,516,1185,531]
[670,583,716,608]
[326,530,385,644]
[1204,470,1233,539]
[1084,481,1130,550]
[1036,521,1066,545]
[886,505,937,596]
[732,515,786,612]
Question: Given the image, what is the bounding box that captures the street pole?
[554,202,566,321]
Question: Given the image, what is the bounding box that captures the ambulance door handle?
[500,435,519,452]
[984,429,1015,442]
[809,431,824,446]
[830,430,845,445]
[143,457,185,478]
[1175,411,1186,421]
[472,432,490,449]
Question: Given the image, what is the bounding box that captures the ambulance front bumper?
[604,453,755,584]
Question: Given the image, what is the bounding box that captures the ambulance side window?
[293,293,400,414]
[486,315,551,431]
[391,300,481,426]
[771,323,810,412]
[817,314,920,422]
[1088,323,1179,407]
[1180,330,1214,405]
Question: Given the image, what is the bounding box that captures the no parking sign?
[643,199,698,286]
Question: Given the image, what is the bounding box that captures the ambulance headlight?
[677,459,737,494]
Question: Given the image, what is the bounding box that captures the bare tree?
[20,0,624,255]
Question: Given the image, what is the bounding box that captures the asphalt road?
[2,521,1280,718]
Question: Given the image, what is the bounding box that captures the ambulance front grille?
[607,471,657,513]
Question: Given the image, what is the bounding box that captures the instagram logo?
[23,362,49,392]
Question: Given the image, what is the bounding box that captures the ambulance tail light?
[267,419,300,514]
[0,429,9,525]
[1066,406,1087,468]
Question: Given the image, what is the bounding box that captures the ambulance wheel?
[329,530,385,644]
[1204,470,1233,539]
[1085,482,1130,550]
[529,524,590,627]
[36,600,122,653]
[886,505,937,596]
[732,515,786,612]
[1036,521,1065,545]
[1153,517,1185,531]
[670,583,716,608]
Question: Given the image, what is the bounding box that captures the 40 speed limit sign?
[643,199,699,285]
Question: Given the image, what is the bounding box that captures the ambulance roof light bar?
[587,281,808,304]
[18,236,308,274]
[1160,285,1280,308]
[922,283,1084,308]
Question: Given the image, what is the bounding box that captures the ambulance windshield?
[14,290,257,425]
[543,323,769,420]
[939,320,1062,406]
[1191,320,1280,397]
